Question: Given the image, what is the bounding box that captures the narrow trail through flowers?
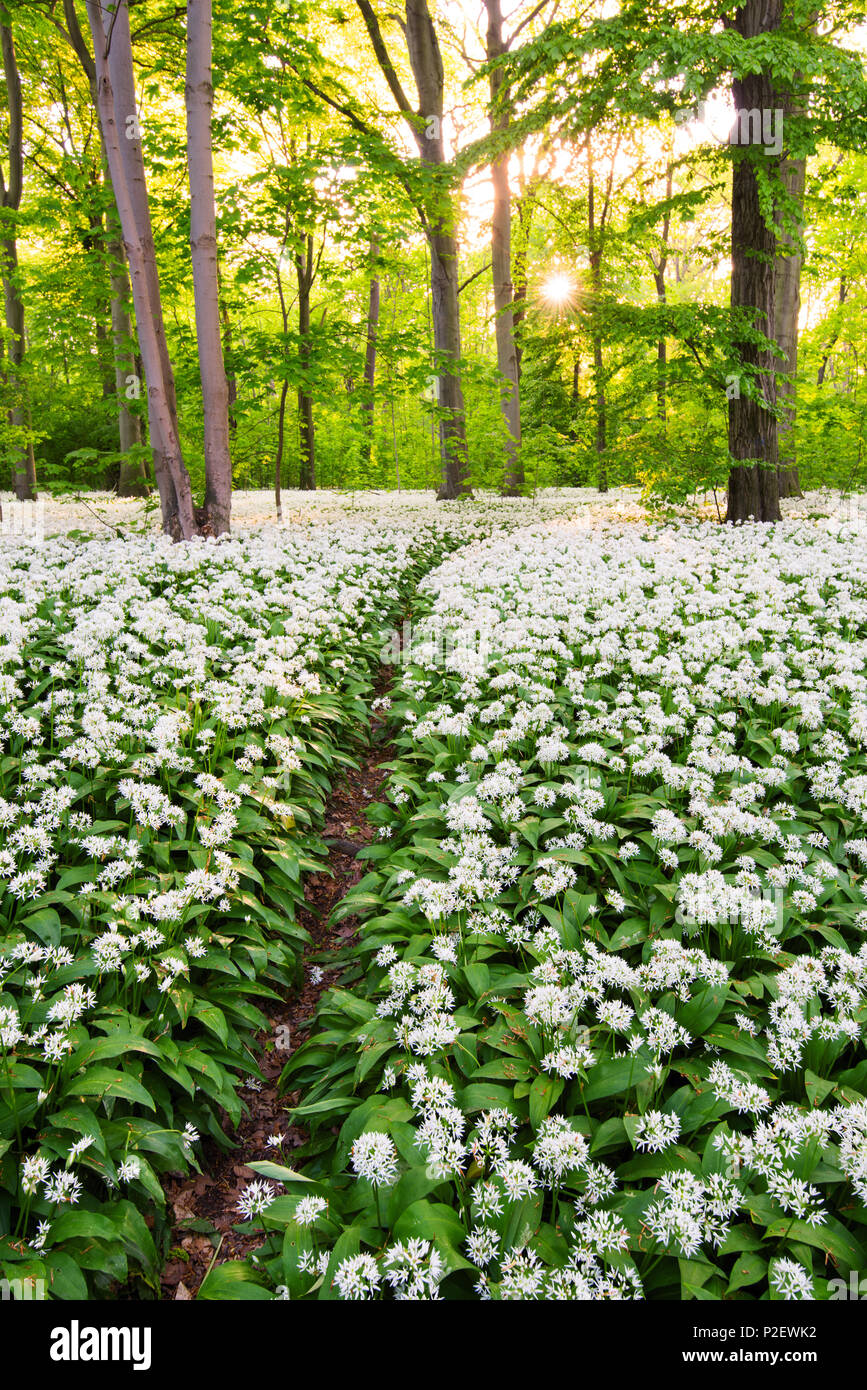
[158,702,398,1297]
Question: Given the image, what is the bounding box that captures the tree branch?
[356,0,417,119]
[458,261,491,293]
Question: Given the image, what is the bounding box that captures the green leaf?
[198,1262,272,1299]
[67,1067,156,1111]
[726,1252,767,1293]
[393,1198,467,1252]
[529,1073,564,1128]
[460,1082,523,1115]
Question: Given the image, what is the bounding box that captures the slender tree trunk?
[106,226,148,495]
[428,226,468,498]
[61,0,146,496]
[725,0,782,523]
[593,331,607,491]
[186,0,231,535]
[357,0,469,498]
[513,199,532,382]
[91,0,194,536]
[653,163,673,425]
[774,80,806,498]
[86,0,196,538]
[588,142,607,492]
[275,378,288,521]
[0,24,36,501]
[655,331,668,422]
[361,233,380,465]
[567,355,582,444]
[296,235,315,490]
[220,299,238,440]
[817,276,846,386]
[485,0,522,495]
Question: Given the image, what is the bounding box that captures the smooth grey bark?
[356,0,469,498]
[484,0,522,494]
[62,0,146,495]
[86,0,196,538]
[185,0,232,535]
[0,22,36,501]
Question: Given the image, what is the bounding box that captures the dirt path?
[159,726,393,1299]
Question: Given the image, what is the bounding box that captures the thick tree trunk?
[361,234,380,464]
[0,25,36,501]
[725,0,782,523]
[485,0,522,495]
[185,0,231,535]
[404,0,469,499]
[87,0,196,539]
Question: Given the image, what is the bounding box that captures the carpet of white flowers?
[226,507,867,1302]
[5,492,867,1302]
[0,502,553,1297]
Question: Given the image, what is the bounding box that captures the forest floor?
[158,716,393,1298]
[3,485,855,547]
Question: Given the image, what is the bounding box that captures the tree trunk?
[429,226,468,498]
[725,0,782,523]
[656,331,667,423]
[296,235,315,490]
[361,233,380,465]
[357,0,469,497]
[653,162,673,426]
[0,24,36,501]
[275,378,288,521]
[406,0,469,498]
[220,299,238,440]
[774,90,806,498]
[61,0,147,497]
[592,331,607,491]
[587,139,608,493]
[87,0,196,539]
[106,227,148,496]
[485,0,522,495]
[512,199,532,382]
[186,0,231,535]
[817,276,846,386]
